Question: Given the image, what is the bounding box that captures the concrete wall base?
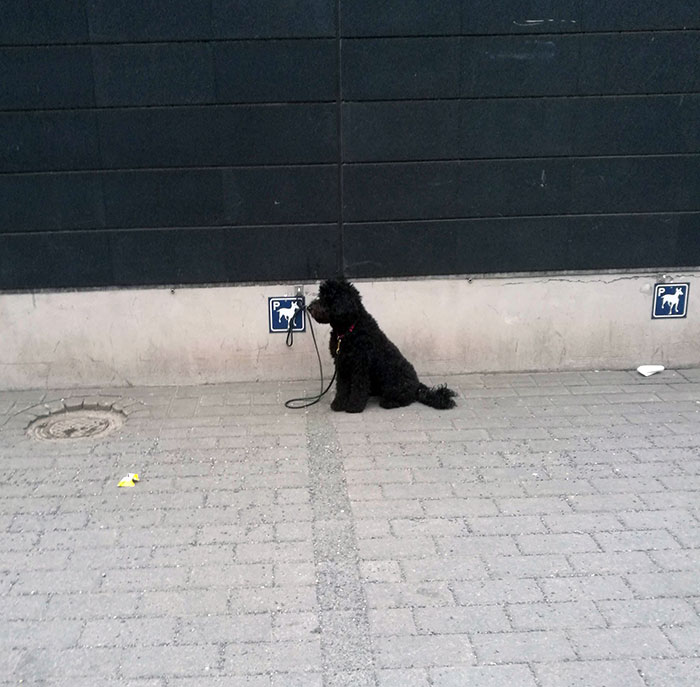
[1,271,698,390]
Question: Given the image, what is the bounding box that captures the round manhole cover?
[28,408,124,441]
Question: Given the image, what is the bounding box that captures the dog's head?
[307,279,363,327]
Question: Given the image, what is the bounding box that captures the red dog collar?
[335,323,355,354]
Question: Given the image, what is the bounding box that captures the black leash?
[284,301,336,409]
[285,298,303,348]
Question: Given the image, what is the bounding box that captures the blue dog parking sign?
[652,283,689,319]
[269,297,305,333]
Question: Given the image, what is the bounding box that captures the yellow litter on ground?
[118,473,140,487]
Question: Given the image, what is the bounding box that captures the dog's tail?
[416,383,457,410]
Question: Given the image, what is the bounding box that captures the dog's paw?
[330,398,346,412]
[344,400,368,413]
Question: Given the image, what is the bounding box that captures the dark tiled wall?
[1,1,698,289]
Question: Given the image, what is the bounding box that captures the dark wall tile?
[0,1,88,45]
[678,214,700,257]
[343,160,572,222]
[581,0,700,30]
[341,1,460,37]
[0,231,113,290]
[87,0,212,41]
[459,99,573,158]
[221,166,338,225]
[93,44,215,107]
[462,36,580,98]
[101,166,337,229]
[345,0,697,37]
[346,156,700,224]
[102,170,223,229]
[343,101,459,162]
[0,174,104,232]
[343,214,697,279]
[344,163,458,222]
[222,224,340,281]
[212,0,335,38]
[580,33,700,95]
[215,40,336,102]
[221,103,327,164]
[0,111,99,172]
[98,105,336,168]
[462,33,700,98]
[343,99,572,162]
[572,156,700,214]
[572,95,700,156]
[344,96,700,163]
[461,0,581,35]
[110,224,341,286]
[111,228,227,285]
[342,38,459,100]
[98,109,216,168]
[0,47,94,110]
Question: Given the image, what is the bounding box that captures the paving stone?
[509,601,606,630]
[663,626,700,655]
[430,664,538,687]
[368,608,417,636]
[485,553,573,578]
[0,619,83,650]
[452,578,543,605]
[594,529,682,552]
[364,582,454,609]
[413,605,510,633]
[533,659,646,686]
[568,627,677,659]
[516,533,599,554]
[638,658,700,687]
[496,497,571,515]
[401,556,487,582]
[541,512,625,533]
[9,648,122,680]
[225,640,322,674]
[597,598,699,627]
[358,560,401,583]
[471,630,575,663]
[568,551,659,575]
[373,634,474,668]
[179,614,271,644]
[390,518,466,538]
[358,536,436,559]
[539,575,632,603]
[468,515,547,535]
[649,549,700,571]
[625,572,700,598]
[376,668,429,687]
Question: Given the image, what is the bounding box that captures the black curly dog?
[307,279,457,413]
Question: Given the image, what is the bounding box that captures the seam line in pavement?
[307,411,377,686]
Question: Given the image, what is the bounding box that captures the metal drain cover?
[28,408,124,441]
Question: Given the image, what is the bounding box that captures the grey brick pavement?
[0,369,699,686]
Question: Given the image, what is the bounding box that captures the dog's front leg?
[345,365,371,413]
[331,373,351,412]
